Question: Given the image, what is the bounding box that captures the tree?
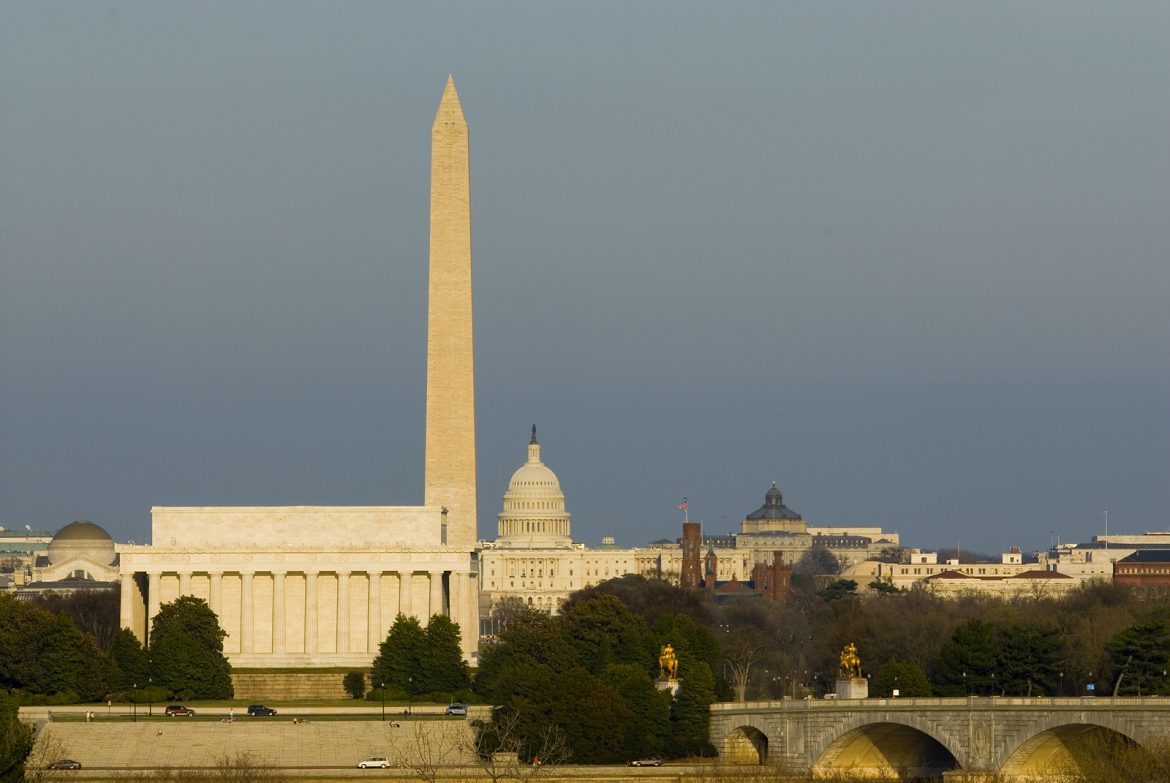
[996,624,1062,696]
[933,619,997,696]
[817,579,858,602]
[0,694,33,783]
[0,594,109,700]
[111,628,148,691]
[487,665,634,764]
[653,613,722,678]
[371,614,426,694]
[793,546,841,580]
[39,613,109,700]
[670,660,716,757]
[343,671,366,699]
[872,659,931,698]
[601,663,671,757]
[421,614,471,693]
[487,596,530,637]
[723,627,767,702]
[474,611,578,703]
[470,710,568,782]
[30,590,120,651]
[1106,617,1170,696]
[560,594,653,675]
[150,596,233,699]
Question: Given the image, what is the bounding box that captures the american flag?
[678,498,688,511]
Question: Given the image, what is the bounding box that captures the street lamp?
[962,672,967,696]
[132,683,137,722]
[408,676,413,717]
[381,681,385,722]
[1060,672,1064,697]
[148,658,153,717]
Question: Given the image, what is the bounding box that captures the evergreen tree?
[933,619,998,696]
[39,613,110,700]
[150,596,233,699]
[601,663,671,756]
[996,624,1063,696]
[670,660,716,757]
[0,694,33,783]
[872,659,931,697]
[420,614,470,693]
[372,614,426,694]
[474,610,578,702]
[0,594,110,700]
[560,594,653,675]
[653,613,722,678]
[1106,617,1170,696]
[111,628,149,691]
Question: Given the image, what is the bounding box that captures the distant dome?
[496,427,572,547]
[48,520,116,566]
[746,482,803,522]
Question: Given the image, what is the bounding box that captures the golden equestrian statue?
[839,642,862,679]
[659,644,679,680]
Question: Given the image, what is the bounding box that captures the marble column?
[449,570,464,638]
[178,571,192,597]
[272,571,286,655]
[305,571,319,655]
[241,572,254,654]
[399,571,413,618]
[336,571,350,654]
[119,573,135,637]
[367,571,382,653]
[429,570,444,617]
[146,572,162,644]
[208,572,223,617]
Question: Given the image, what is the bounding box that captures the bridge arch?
[812,720,961,780]
[720,724,769,765]
[1000,723,1140,779]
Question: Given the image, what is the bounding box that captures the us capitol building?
[477,427,679,619]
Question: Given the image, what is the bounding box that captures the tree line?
[0,593,232,705]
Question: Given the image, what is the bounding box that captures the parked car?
[444,704,468,716]
[164,705,195,717]
[358,756,389,769]
[48,759,82,770]
[628,757,662,767]
[247,704,277,716]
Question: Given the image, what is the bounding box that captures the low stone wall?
[231,672,350,700]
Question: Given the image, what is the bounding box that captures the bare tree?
[23,727,70,783]
[466,713,569,782]
[724,628,768,702]
[399,719,474,783]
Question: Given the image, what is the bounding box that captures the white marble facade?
[120,506,478,666]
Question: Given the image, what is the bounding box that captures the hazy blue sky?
[2,2,1167,555]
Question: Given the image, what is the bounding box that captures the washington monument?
[425,76,478,549]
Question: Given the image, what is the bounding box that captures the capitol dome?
[48,520,116,566]
[496,427,572,547]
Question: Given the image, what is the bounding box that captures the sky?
[2,2,1167,556]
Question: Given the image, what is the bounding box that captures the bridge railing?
[712,696,1170,712]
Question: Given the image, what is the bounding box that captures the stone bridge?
[710,696,1170,779]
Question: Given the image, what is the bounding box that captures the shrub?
[343,671,366,700]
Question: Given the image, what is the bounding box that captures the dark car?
[164,705,195,717]
[48,759,82,770]
[628,757,662,767]
[247,704,277,716]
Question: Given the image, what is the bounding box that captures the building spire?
[433,74,466,128]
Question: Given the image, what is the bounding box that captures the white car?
[358,756,389,768]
